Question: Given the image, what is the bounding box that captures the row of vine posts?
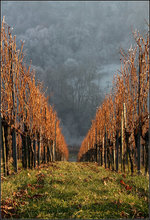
[0,17,69,176]
[78,27,149,175]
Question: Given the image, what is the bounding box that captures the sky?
[1,1,149,146]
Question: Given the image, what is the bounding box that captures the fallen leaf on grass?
[34,184,44,189]
[102,176,114,185]
[118,191,122,195]
[120,211,129,217]
[36,172,45,178]
[1,176,7,181]
[103,181,107,186]
[1,199,18,218]
[125,185,132,191]
[30,194,44,199]
[12,189,29,199]
[120,179,126,185]
[131,207,144,218]
[1,205,14,211]
[37,176,45,184]
[1,209,17,219]
[27,183,35,190]
[13,192,16,196]
[20,201,25,206]
[113,199,123,208]
[135,212,144,218]
[36,213,42,218]
[102,177,113,182]
[120,179,132,191]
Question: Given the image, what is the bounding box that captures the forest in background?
[2,1,148,146]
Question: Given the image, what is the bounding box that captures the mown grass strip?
[1,162,149,219]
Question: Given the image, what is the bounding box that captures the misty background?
[2,1,149,147]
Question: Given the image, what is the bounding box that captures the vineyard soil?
[1,162,149,219]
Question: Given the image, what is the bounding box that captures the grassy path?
[1,162,149,219]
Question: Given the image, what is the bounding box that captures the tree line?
[78,27,149,175]
[1,17,68,176]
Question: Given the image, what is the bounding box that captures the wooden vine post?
[104,126,107,168]
[116,131,119,172]
[53,118,57,161]
[87,141,89,162]
[137,45,142,175]
[121,110,124,172]
[33,136,36,168]
[102,136,104,167]
[37,131,41,166]
[4,124,9,175]
[2,126,6,176]
[10,44,18,173]
[95,125,97,162]
[123,103,127,172]
[22,122,27,169]
[43,107,47,163]
[112,131,115,171]
[27,133,31,168]
[98,130,101,165]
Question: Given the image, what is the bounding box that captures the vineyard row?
[0,18,69,176]
[78,27,149,175]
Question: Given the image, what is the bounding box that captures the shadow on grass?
[16,194,149,219]
[15,174,148,219]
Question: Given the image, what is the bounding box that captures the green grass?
[1,162,149,219]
